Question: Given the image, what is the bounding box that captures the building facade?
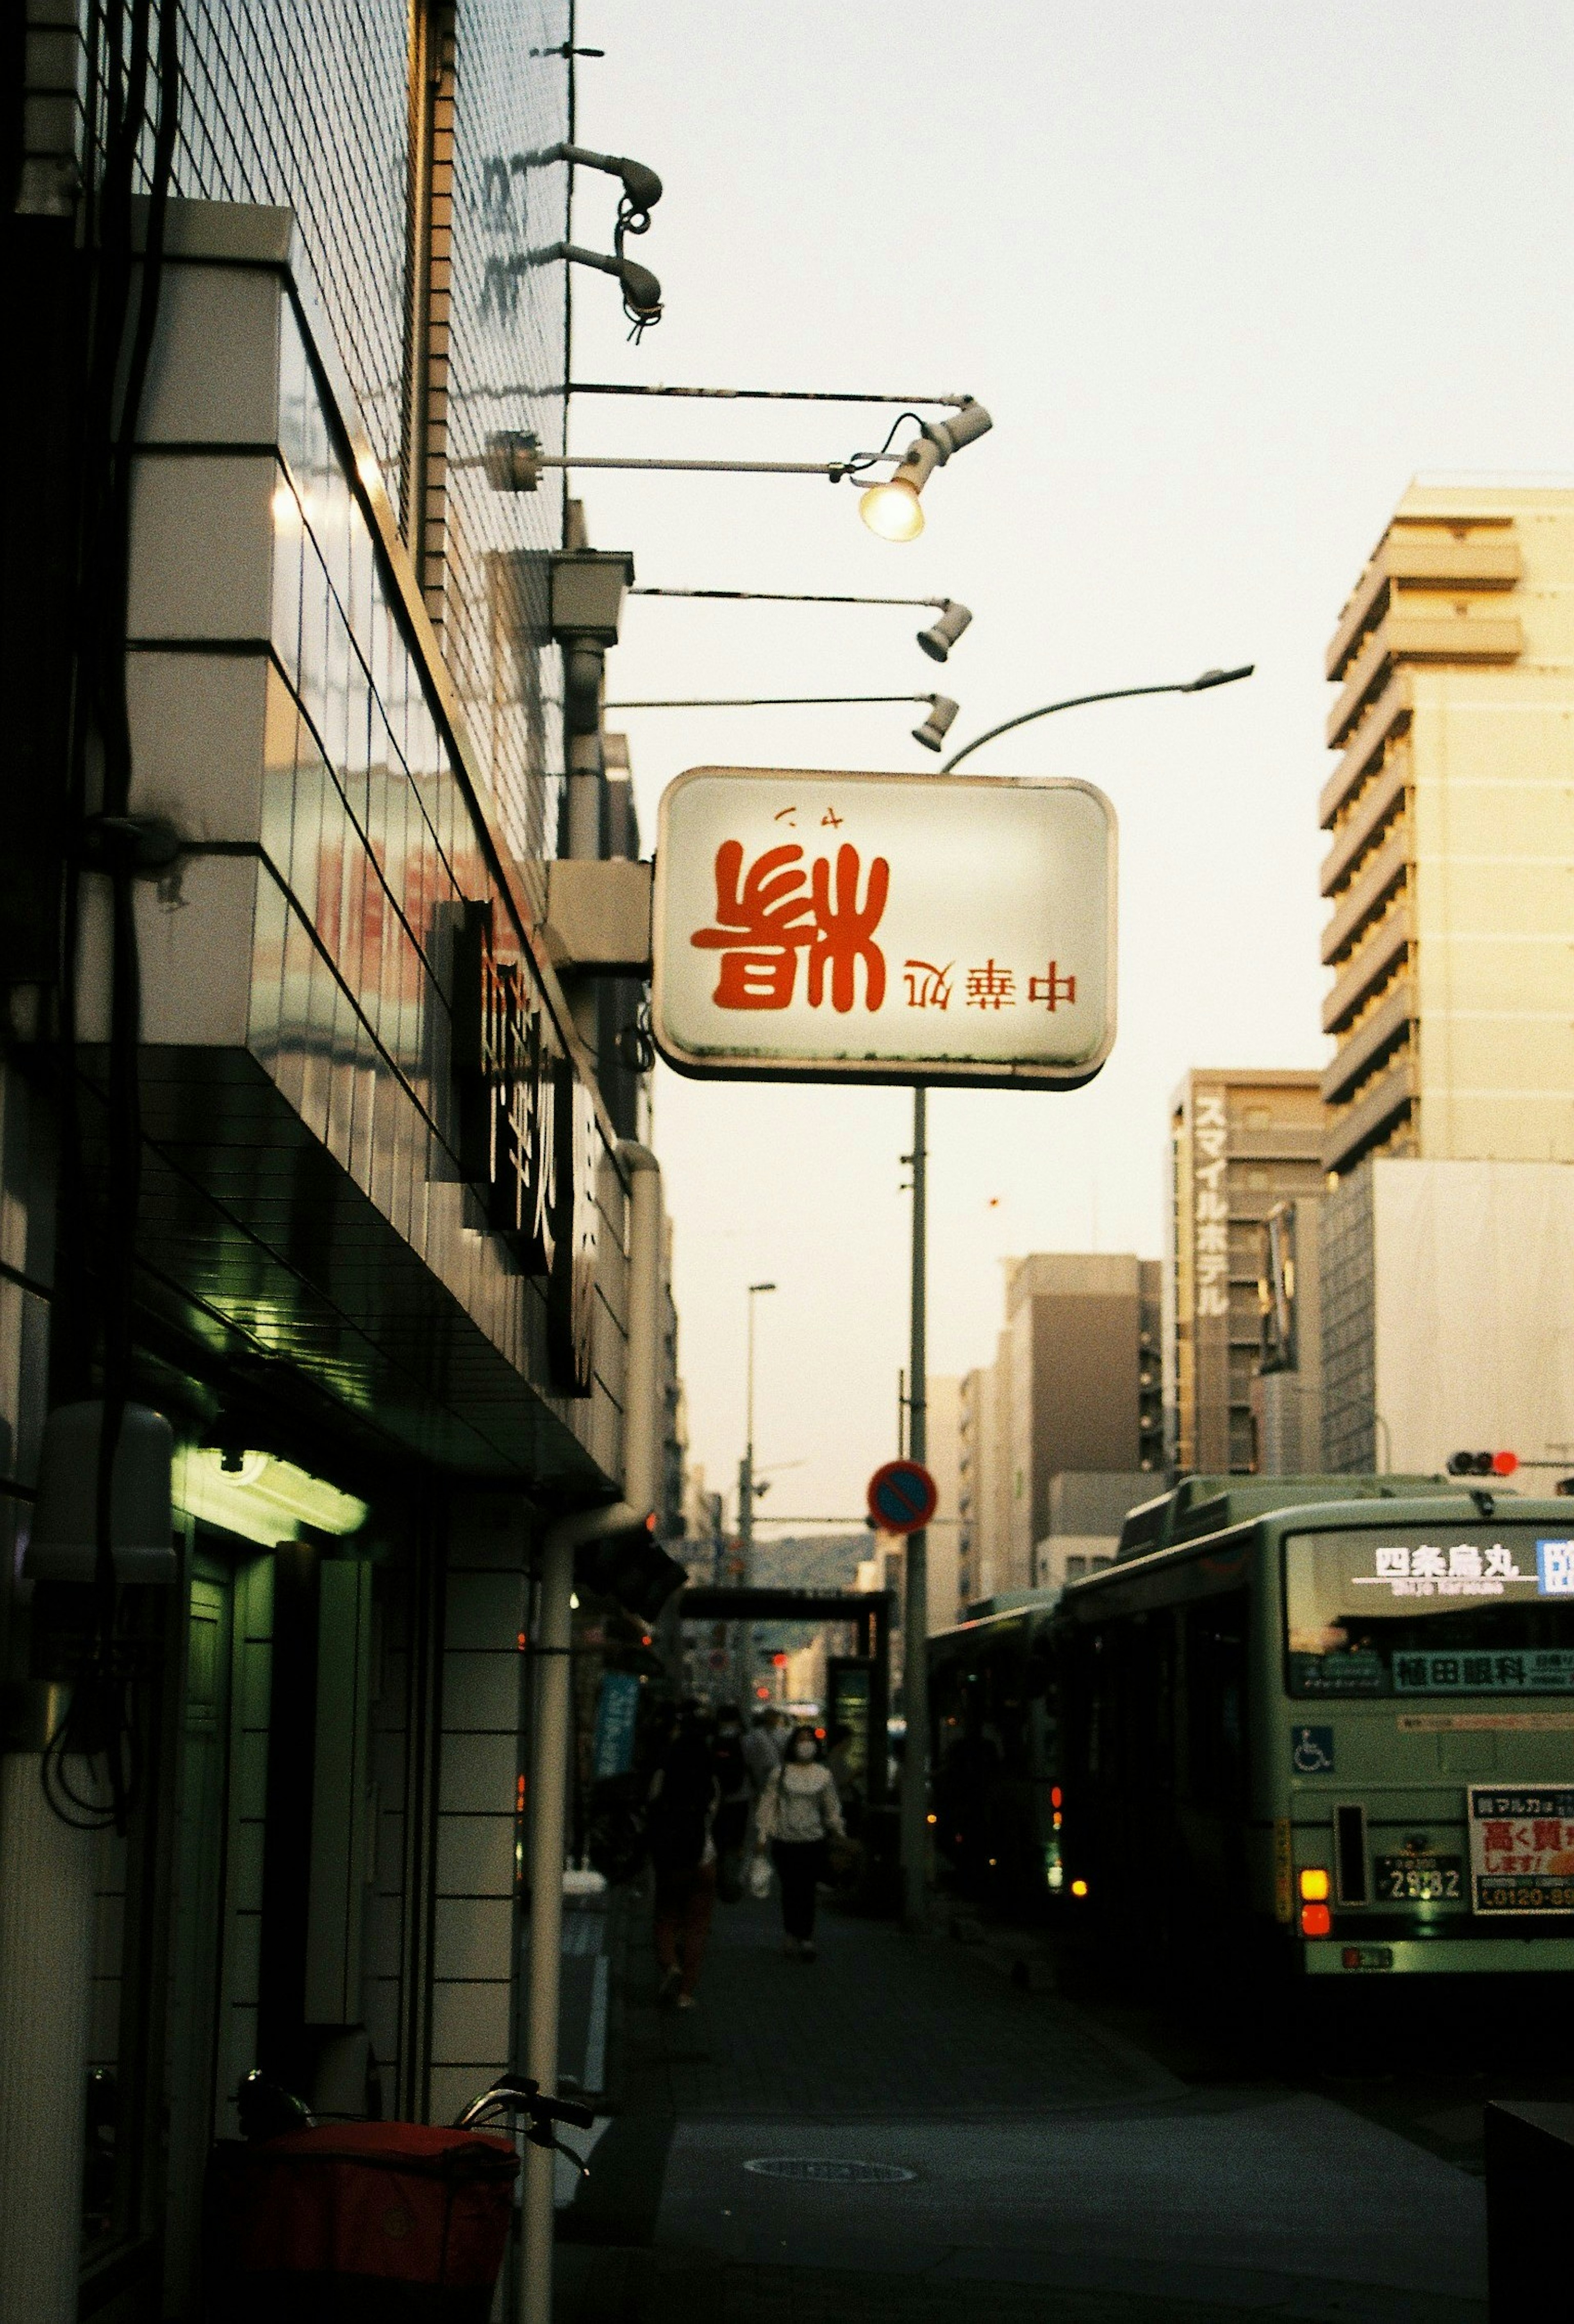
[1003,1252,1162,1585]
[2,13,678,2320]
[958,1332,1012,1608]
[1320,1159,1574,1477]
[1251,1194,1324,1475]
[1319,480,1574,1180]
[1165,1071,1324,1476]
[1317,480,1574,1477]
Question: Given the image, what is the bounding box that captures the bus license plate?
[1375,1854,1462,1903]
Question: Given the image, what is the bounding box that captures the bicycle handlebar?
[452,2072,595,2135]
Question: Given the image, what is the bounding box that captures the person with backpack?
[646,1704,721,2008]
[753,1724,845,1961]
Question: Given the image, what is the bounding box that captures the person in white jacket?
[753,1724,845,1961]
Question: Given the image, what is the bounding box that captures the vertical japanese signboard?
[1190,1084,1231,1470]
[651,767,1116,1089]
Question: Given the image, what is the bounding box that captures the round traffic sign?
[867,1459,938,1536]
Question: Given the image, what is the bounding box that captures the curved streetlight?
[939,664,1254,773]
[895,652,1256,1935]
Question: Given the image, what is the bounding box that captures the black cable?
[44,0,180,1836]
[843,411,925,482]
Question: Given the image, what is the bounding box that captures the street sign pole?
[901,1085,929,1931]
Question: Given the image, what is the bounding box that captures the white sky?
[567,1,1574,1527]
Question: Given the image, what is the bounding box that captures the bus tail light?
[1300,1901,1331,1938]
[1299,1867,1330,1902]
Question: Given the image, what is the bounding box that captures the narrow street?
[555,1887,1491,2324]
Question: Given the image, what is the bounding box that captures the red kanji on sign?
[1028,962,1076,1010]
[690,840,889,1014]
[806,844,889,1012]
[966,959,1015,1009]
[689,840,815,1009]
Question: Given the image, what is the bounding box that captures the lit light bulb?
[859,477,925,542]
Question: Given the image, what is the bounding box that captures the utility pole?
[738,1281,775,1704]
[900,1088,929,1931]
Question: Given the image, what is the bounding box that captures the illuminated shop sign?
[453,901,595,1396]
[651,766,1115,1088]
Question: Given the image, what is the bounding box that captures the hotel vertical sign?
[1191,1084,1232,1471]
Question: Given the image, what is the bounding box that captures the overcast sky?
[566,2,1574,1528]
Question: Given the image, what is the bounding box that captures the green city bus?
[1057,1476,1574,1984]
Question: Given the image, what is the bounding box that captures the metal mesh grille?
[98,0,571,866]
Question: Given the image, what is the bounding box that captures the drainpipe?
[519,1144,663,2324]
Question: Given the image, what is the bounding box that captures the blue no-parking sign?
[867,1459,938,1536]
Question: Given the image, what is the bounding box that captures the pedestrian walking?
[647,1705,719,2009]
[711,1704,752,1901]
[754,1724,845,1961]
[741,1705,784,1797]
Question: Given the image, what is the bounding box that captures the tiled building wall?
[121,0,571,868]
[428,1496,528,2129]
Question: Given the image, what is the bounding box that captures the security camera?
[917,600,973,663]
[913,695,960,752]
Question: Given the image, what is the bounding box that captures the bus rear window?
[1284,1527,1574,1698]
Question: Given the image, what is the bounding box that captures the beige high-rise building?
[1320,480,1574,1177]
[1318,480,1574,1473]
[1165,1071,1325,1475]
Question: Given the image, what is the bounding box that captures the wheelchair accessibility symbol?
[1292,1725,1335,1775]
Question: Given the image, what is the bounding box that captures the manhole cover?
[743,2157,916,2185]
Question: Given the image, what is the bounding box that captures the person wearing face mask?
[753,1724,845,1961]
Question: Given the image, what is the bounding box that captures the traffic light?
[1447,1450,1519,1478]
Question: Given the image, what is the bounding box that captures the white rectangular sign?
[651,766,1115,1087]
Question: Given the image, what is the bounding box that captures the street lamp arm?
[938,664,1254,772]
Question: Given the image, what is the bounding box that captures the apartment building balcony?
[1324,523,1520,683]
[1322,977,1415,1108]
[1326,605,1523,751]
[1319,675,1413,831]
[1323,903,1412,1037]
[1322,1052,1417,1176]
[1320,742,1410,897]
[1320,824,1409,965]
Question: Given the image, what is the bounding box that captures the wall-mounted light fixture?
[175,1444,369,1550]
[630,586,975,666]
[912,695,960,752]
[522,141,664,334]
[603,688,962,756]
[858,403,994,542]
[484,395,993,542]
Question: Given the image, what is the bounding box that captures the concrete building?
[1165,1072,1325,1475]
[1251,1195,1324,1475]
[924,1374,963,1631]
[1321,1160,1574,1476]
[1,17,679,2319]
[958,1255,1161,1606]
[1004,1253,1162,1584]
[958,1333,1013,1607]
[1035,1469,1152,1590]
[1319,480,1574,1180]
[1317,481,1574,1477]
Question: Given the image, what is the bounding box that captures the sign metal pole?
[900,1085,930,1930]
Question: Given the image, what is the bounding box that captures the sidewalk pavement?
[554,1884,1487,2324]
